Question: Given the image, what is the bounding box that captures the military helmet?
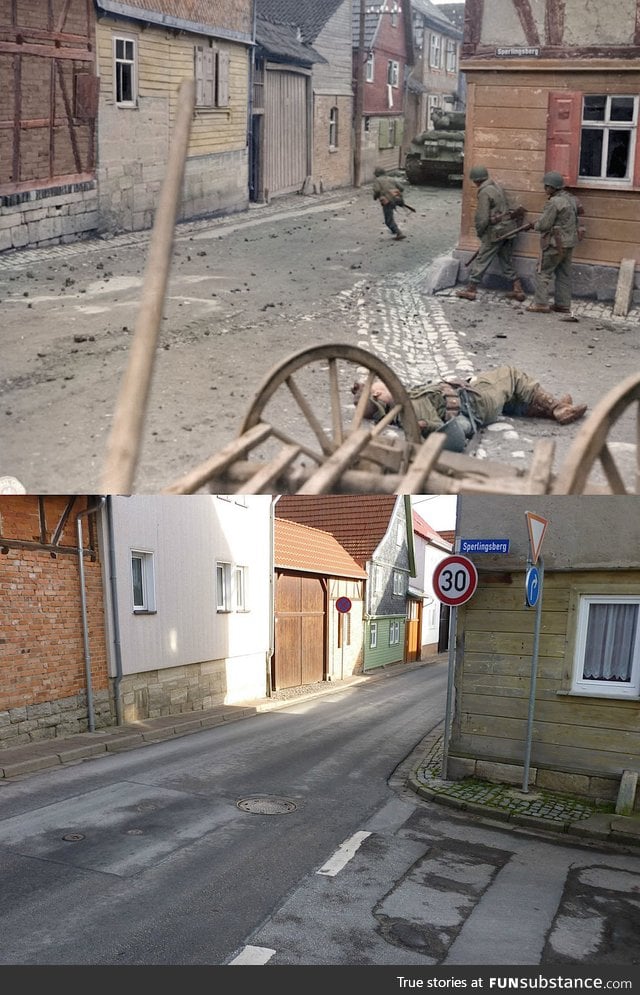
[542,170,564,189]
[469,165,489,182]
[374,166,386,176]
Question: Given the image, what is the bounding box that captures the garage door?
[264,68,309,197]
[273,572,325,689]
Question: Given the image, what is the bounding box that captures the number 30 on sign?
[432,555,479,607]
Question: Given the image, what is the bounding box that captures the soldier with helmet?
[456,164,526,302]
[372,166,407,241]
[525,171,581,314]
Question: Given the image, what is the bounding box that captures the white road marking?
[229,945,276,965]
[317,830,372,877]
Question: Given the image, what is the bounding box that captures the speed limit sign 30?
[433,555,478,607]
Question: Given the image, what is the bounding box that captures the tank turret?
[405,108,465,185]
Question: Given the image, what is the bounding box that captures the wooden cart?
[157,342,640,496]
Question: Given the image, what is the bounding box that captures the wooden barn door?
[263,67,309,197]
[273,572,326,690]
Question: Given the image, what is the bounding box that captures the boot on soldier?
[506,278,526,302]
[456,282,478,300]
[525,387,587,425]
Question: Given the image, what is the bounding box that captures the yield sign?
[525,511,548,565]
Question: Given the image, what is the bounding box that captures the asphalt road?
[2,660,640,970]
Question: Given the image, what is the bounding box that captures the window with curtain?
[572,596,640,697]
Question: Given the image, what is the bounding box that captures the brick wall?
[313,95,352,191]
[0,496,112,746]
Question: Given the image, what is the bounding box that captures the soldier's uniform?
[354,366,587,452]
[456,166,525,302]
[528,172,580,313]
[372,168,406,240]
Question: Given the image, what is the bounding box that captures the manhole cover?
[61,833,85,842]
[237,796,297,815]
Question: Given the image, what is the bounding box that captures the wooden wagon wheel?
[552,372,640,494]
[163,343,424,494]
[234,342,423,490]
[239,342,422,444]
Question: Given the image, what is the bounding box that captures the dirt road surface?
[1,180,638,493]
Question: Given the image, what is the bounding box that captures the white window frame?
[571,595,640,698]
[370,622,378,649]
[387,60,399,88]
[131,550,155,612]
[234,565,247,611]
[329,105,339,149]
[393,570,405,596]
[114,34,137,107]
[579,94,638,185]
[389,620,400,646]
[430,33,442,69]
[216,561,232,612]
[365,53,375,82]
[445,38,457,73]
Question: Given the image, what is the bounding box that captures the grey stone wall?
[119,658,230,723]
[0,689,114,747]
[0,182,100,252]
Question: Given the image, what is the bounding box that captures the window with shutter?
[546,90,639,189]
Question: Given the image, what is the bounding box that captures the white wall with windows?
[101,495,272,707]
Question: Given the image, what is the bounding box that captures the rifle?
[464,222,532,267]
[397,198,416,213]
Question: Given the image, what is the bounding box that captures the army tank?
[405,108,465,185]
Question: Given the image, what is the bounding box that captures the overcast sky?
[412,495,457,531]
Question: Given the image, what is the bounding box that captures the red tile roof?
[275,495,399,565]
[275,518,367,578]
[413,510,453,551]
[438,530,456,547]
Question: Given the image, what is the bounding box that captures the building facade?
[456,0,640,302]
[447,495,640,809]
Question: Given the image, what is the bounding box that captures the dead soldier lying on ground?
[351,367,588,452]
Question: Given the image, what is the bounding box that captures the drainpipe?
[267,495,281,697]
[105,496,124,725]
[76,497,106,733]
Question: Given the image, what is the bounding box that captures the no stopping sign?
[433,555,478,607]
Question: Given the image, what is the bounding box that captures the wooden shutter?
[204,48,215,106]
[216,50,230,107]
[74,74,99,119]
[194,46,205,106]
[545,91,581,185]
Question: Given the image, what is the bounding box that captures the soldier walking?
[456,165,526,302]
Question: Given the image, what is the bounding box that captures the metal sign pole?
[441,602,457,781]
[522,555,544,792]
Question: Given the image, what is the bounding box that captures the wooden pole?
[99,78,195,493]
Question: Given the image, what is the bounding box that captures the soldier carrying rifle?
[456,165,527,302]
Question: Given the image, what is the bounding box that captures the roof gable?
[275,495,400,565]
[256,0,346,44]
[275,518,367,578]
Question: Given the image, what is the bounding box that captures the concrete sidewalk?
[2,657,639,852]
